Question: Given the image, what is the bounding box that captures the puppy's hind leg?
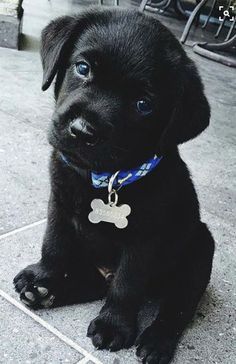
[136,222,215,364]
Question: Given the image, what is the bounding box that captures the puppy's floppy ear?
[159,61,210,152]
[40,16,76,91]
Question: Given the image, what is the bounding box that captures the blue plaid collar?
[60,152,162,189]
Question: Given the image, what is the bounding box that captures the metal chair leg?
[159,0,173,11]
[225,17,236,41]
[145,0,171,8]
[180,0,209,43]
[202,0,217,29]
[139,0,149,11]
[215,15,226,38]
[215,0,233,38]
[174,0,188,19]
[201,34,236,50]
[193,35,236,67]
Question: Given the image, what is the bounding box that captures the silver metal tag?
[88,198,131,229]
[88,170,132,229]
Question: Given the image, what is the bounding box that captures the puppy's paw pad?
[13,263,58,309]
[20,290,36,307]
[20,286,55,308]
[21,298,34,306]
[41,294,55,308]
[36,286,49,297]
[24,291,36,302]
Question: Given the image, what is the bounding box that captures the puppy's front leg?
[87,246,150,351]
[13,194,76,307]
[14,194,106,308]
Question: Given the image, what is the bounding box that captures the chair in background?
[180,0,236,67]
[139,0,236,67]
[139,0,188,18]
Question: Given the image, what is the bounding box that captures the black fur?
[14,8,215,364]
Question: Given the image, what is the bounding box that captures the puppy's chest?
[72,213,121,275]
[72,188,164,240]
[72,210,131,244]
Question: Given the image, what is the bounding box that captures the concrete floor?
[0,0,235,363]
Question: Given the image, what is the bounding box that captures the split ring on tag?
[88,171,131,229]
[108,171,120,193]
[108,189,118,206]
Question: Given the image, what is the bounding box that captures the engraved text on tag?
[88,199,131,229]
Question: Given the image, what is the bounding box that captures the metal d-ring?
[108,171,120,206]
[108,171,120,194]
[108,189,119,206]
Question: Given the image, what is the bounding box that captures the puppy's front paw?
[87,310,136,351]
[136,324,177,364]
[13,263,60,309]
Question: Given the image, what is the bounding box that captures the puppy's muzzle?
[69,118,100,146]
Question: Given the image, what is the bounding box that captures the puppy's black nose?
[69,118,99,146]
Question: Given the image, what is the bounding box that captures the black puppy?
[14,7,215,364]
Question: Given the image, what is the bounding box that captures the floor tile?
[0,296,83,364]
[0,109,50,233]
[0,218,235,364]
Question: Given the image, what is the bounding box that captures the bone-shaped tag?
[88,199,131,229]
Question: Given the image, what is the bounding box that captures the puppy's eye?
[136,99,152,115]
[75,61,90,78]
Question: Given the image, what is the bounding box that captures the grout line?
[76,357,92,364]
[0,219,47,241]
[0,289,103,364]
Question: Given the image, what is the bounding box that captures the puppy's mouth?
[79,133,101,147]
[85,137,100,147]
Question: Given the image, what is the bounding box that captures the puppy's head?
[41,8,210,171]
